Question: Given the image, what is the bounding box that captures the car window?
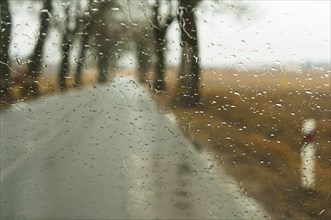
[1,0,330,219]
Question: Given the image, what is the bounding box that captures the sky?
[9,0,331,69]
[166,0,331,68]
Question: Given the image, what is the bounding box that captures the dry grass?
[153,68,331,219]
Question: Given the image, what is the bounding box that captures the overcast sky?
[10,0,331,69]
[167,0,331,68]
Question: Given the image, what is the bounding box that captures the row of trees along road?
[0,0,249,107]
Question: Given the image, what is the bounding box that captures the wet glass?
[1,0,330,219]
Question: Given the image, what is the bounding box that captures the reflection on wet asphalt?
[1,76,269,219]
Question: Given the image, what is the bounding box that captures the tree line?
[0,0,248,107]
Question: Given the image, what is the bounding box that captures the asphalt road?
[1,76,269,219]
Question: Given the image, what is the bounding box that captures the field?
[153,68,331,219]
[3,67,331,219]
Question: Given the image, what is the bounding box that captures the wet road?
[1,76,268,219]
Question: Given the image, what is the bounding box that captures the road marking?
[124,153,153,218]
[10,102,29,111]
[0,140,36,184]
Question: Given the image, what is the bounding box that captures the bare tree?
[89,1,112,84]
[23,0,52,97]
[173,0,250,107]
[74,0,92,87]
[174,0,201,107]
[75,0,130,85]
[134,25,153,84]
[152,0,175,92]
[0,0,12,102]
[58,1,74,90]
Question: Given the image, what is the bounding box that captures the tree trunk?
[96,39,111,83]
[74,18,90,87]
[0,0,12,102]
[58,3,71,91]
[91,1,111,84]
[136,43,150,84]
[174,0,201,107]
[152,0,174,92]
[97,49,109,83]
[153,28,166,92]
[58,35,71,90]
[74,0,92,88]
[23,0,52,98]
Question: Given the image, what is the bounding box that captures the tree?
[152,0,175,92]
[23,0,52,97]
[134,26,153,84]
[173,0,250,107]
[89,0,112,84]
[75,0,131,85]
[0,0,12,102]
[174,0,201,107]
[74,0,92,88]
[58,1,75,91]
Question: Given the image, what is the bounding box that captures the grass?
[2,67,330,219]
[152,68,330,219]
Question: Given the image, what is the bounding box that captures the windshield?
[1,0,330,219]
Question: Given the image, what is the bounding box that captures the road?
[1,76,269,219]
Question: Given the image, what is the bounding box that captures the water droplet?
[129,80,137,89]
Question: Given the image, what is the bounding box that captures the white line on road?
[0,141,36,184]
